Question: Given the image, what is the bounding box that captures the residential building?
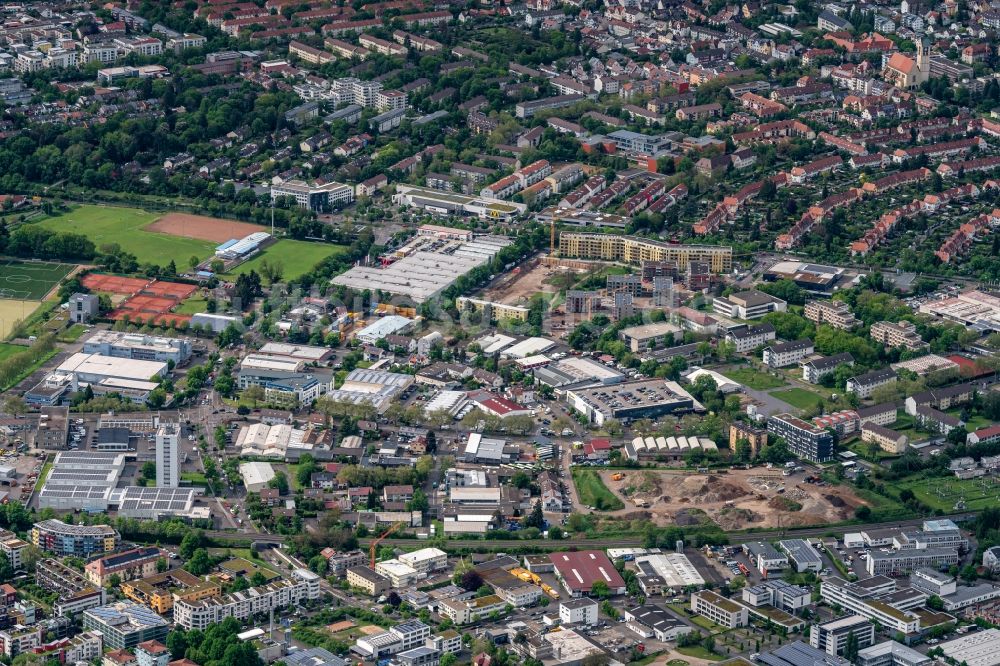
[846,369,897,399]
[763,339,814,368]
[804,300,858,330]
[31,521,119,557]
[767,413,835,462]
[802,353,855,384]
[870,321,927,352]
[691,590,748,628]
[861,424,909,454]
[713,290,787,319]
[85,547,161,587]
[558,233,733,273]
[726,323,777,353]
[173,569,321,630]
[82,602,170,649]
[560,598,598,626]
[155,423,179,488]
[346,566,390,596]
[730,422,768,456]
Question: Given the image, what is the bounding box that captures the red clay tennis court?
[81,274,150,294]
[117,294,179,313]
[143,281,197,300]
[110,310,192,326]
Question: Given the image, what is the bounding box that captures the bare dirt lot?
[480,259,582,305]
[599,468,868,530]
[145,213,267,243]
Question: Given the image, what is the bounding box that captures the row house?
[862,167,930,195]
[937,156,1000,177]
[649,184,689,213]
[891,136,986,164]
[732,119,815,145]
[819,131,868,156]
[790,155,843,183]
[622,180,666,216]
[559,175,605,208]
[935,212,997,263]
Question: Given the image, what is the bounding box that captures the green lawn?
[945,408,994,433]
[571,468,625,510]
[181,471,208,485]
[722,367,787,390]
[56,324,87,343]
[895,475,1000,512]
[771,387,824,410]
[676,646,724,661]
[37,461,53,487]
[223,239,347,281]
[0,343,27,362]
[174,295,209,315]
[36,205,215,266]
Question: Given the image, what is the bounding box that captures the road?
[204,513,979,549]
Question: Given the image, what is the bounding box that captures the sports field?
[37,205,216,266]
[0,260,73,301]
[0,300,41,339]
[224,239,347,281]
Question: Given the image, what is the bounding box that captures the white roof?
[57,353,168,382]
[501,337,555,359]
[355,315,413,341]
[239,461,275,487]
[477,333,515,354]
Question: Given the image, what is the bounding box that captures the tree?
[268,471,289,495]
[243,385,265,407]
[179,530,206,560]
[460,569,484,592]
[844,631,859,662]
[590,580,610,598]
[156,557,168,573]
[141,461,156,483]
[185,548,214,576]
[523,500,545,529]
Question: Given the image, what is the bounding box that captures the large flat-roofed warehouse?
[635,553,706,589]
[938,628,1000,666]
[566,379,698,426]
[38,451,127,511]
[393,185,527,221]
[558,232,733,272]
[56,353,168,386]
[332,236,512,303]
[322,369,414,413]
[549,550,626,596]
[533,356,624,389]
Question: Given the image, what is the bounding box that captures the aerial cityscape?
[2,0,1000,666]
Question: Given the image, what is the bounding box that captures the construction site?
[598,467,869,531]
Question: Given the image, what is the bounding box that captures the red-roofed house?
[583,439,611,460]
[968,425,1000,446]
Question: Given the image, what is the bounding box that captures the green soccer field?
[36,205,215,267]
[0,260,74,300]
[223,239,347,281]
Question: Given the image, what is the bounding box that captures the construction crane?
[370,522,405,568]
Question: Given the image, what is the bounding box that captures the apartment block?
[763,339,814,368]
[173,569,321,630]
[804,300,859,330]
[767,413,835,462]
[870,321,927,351]
[558,233,733,273]
[691,590,748,628]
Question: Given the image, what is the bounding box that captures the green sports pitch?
[0,260,73,300]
